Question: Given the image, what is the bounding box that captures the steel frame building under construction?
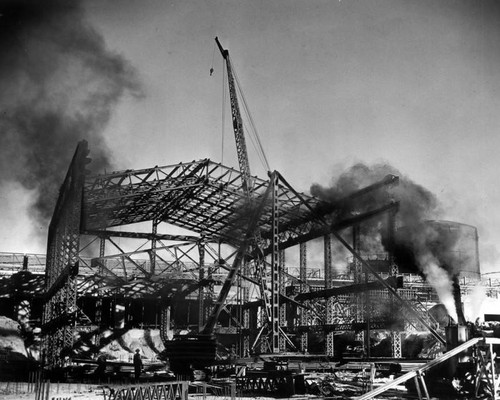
[39,137,456,369]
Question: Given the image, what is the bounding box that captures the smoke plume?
[311,163,441,227]
[311,162,466,320]
[0,0,142,225]
[419,254,458,322]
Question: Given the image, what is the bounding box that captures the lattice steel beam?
[299,242,308,353]
[44,140,89,367]
[324,234,334,357]
[270,172,280,353]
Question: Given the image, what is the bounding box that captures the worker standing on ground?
[133,349,143,382]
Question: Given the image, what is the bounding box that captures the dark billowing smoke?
[311,162,468,322]
[0,0,142,225]
[311,163,441,254]
[311,163,441,229]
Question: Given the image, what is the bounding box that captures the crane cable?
[230,56,271,173]
[210,45,227,180]
[221,61,227,167]
[210,41,216,76]
[211,49,271,175]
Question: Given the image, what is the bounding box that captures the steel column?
[241,259,250,357]
[388,209,402,358]
[151,220,158,274]
[324,234,334,356]
[299,242,308,353]
[270,172,280,353]
[198,240,205,331]
[94,236,106,349]
[278,249,287,352]
[352,225,365,349]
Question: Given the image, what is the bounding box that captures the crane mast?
[215,37,252,196]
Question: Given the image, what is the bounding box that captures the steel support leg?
[353,225,365,348]
[299,242,308,353]
[93,236,106,349]
[324,234,335,356]
[270,172,280,353]
[151,219,158,274]
[198,240,205,331]
[388,209,402,358]
[279,249,287,352]
[242,260,250,357]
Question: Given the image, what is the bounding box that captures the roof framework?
[82,158,328,250]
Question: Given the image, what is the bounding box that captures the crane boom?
[215,37,252,196]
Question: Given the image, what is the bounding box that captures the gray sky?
[2,0,500,274]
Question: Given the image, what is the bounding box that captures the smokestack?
[452,276,466,325]
[0,0,142,230]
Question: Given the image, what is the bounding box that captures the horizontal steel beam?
[295,276,403,301]
[82,230,200,242]
[297,319,401,332]
[261,202,399,256]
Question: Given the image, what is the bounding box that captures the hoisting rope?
[210,47,271,175]
[210,41,216,76]
[230,56,271,173]
[209,44,227,189]
[221,62,227,168]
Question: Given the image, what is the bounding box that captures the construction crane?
[164,38,266,373]
[200,37,269,339]
[215,36,253,197]
[212,37,281,353]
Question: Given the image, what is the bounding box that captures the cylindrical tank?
[394,220,480,279]
[427,221,480,279]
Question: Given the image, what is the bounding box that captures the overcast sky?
[1,0,500,274]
